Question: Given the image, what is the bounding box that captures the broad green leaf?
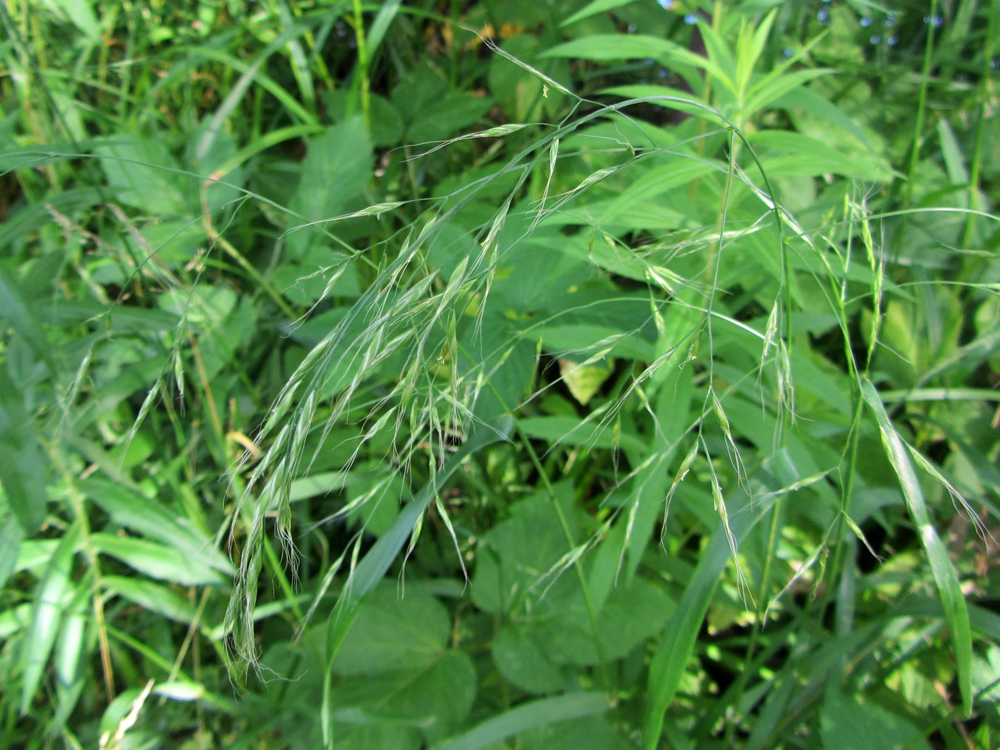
[556,197,686,231]
[601,84,713,120]
[734,10,776,97]
[56,588,89,688]
[569,153,721,209]
[367,0,402,54]
[333,651,477,732]
[820,693,928,750]
[410,94,494,144]
[324,91,404,147]
[333,724,420,750]
[518,717,632,750]
[694,21,737,94]
[492,623,565,694]
[471,482,579,615]
[289,117,373,247]
[527,578,674,666]
[158,284,237,328]
[96,135,189,215]
[861,377,972,717]
[332,586,450,675]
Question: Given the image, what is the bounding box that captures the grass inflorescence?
[1,2,998,749]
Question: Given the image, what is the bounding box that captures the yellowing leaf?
[558,358,613,405]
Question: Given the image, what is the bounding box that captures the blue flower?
[870,35,881,45]
[924,15,944,28]
[657,0,673,8]
[885,13,896,27]
[782,48,793,59]
[888,35,898,45]
[684,13,698,24]
[860,16,872,27]
[817,9,829,22]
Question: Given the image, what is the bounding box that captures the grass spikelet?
[257,382,301,443]
[483,36,577,99]
[711,393,750,497]
[705,452,751,606]
[434,496,468,584]
[407,123,534,160]
[660,441,699,545]
[117,379,160,474]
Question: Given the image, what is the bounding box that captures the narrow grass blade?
[321,416,514,746]
[367,0,402,53]
[643,481,775,749]
[0,518,24,590]
[433,692,611,750]
[860,377,972,717]
[21,523,79,714]
[560,0,639,27]
[195,24,313,160]
[348,416,512,601]
[0,262,54,373]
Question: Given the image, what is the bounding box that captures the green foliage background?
[1,0,999,748]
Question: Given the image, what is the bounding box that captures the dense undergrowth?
[2,0,1000,748]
